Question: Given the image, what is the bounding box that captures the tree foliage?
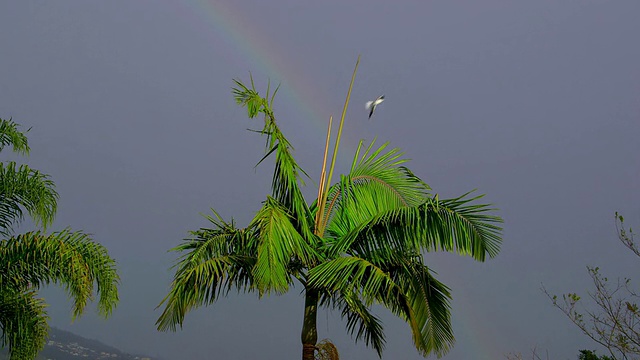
[505,348,614,360]
[578,349,615,360]
[0,117,120,360]
[545,213,639,360]
[157,67,503,359]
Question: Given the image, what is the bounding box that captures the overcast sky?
[1,1,640,359]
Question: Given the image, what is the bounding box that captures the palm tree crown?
[157,72,503,359]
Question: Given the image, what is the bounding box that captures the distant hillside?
[0,327,161,360]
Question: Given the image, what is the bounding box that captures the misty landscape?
[0,328,160,360]
[1,1,639,360]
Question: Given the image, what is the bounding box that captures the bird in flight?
[365,95,385,119]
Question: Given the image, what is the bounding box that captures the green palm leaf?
[251,197,316,294]
[321,289,386,356]
[157,212,256,331]
[394,262,453,356]
[232,78,314,241]
[0,118,30,155]
[0,230,120,319]
[0,289,48,360]
[321,140,429,240]
[308,257,425,350]
[331,191,502,261]
[0,162,58,236]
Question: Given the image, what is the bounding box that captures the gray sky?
[1,1,640,359]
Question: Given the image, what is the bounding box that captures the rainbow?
[173,0,356,153]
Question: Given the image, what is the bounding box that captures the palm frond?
[308,257,422,349]
[250,197,318,295]
[232,77,264,121]
[232,76,280,151]
[0,162,58,235]
[332,289,386,356]
[0,289,48,360]
[434,191,503,258]
[394,262,454,357]
[0,117,30,155]
[312,255,455,357]
[0,229,120,319]
[157,212,257,331]
[321,140,430,239]
[232,78,315,245]
[332,191,503,261]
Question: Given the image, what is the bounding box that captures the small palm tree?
[157,60,503,359]
[0,117,119,360]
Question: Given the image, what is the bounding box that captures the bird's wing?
[368,105,375,119]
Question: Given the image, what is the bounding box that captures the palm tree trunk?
[301,288,319,360]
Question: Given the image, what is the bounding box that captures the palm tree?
[157,61,503,359]
[0,117,119,360]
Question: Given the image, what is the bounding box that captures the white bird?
[365,95,385,119]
